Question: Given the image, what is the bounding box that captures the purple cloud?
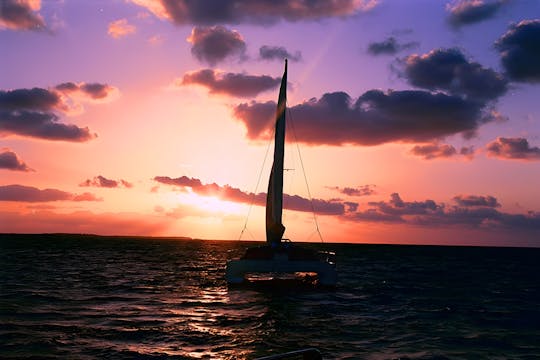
[446,0,506,27]
[400,48,508,101]
[453,194,500,208]
[327,185,376,197]
[410,143,458,160]
[259,46,302,62]
[0,0,47,31]
[154,175,352,215]
[80,175,133,188]
[486,137,540,160]
[187,26,246,66]
[367,37,418,56]
[131,0,377,25]
[181,69,281,97]
[233,90,497,146]
[0,148,33,172]
[0,184,101,202]
[495,19,540,83]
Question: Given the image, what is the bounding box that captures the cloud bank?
[233,90,496,146]
[130,0,378,25]
[0,184,101,202]
[154,175,352,215]
[108,18,136,39]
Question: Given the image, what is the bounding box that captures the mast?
[266,59,287,245]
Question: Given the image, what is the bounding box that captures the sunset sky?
[1,0,540,247]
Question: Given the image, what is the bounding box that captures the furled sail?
[266,60,287,245]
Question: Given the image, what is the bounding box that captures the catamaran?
[225,60,337,287]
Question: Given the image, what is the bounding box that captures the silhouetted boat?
[226,60,337,287]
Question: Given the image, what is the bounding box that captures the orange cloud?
[107,18,136,39]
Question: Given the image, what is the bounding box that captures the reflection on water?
[1,235,540,359]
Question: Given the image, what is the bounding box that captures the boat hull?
[226,258,337,286]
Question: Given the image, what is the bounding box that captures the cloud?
[446,0,506,27]
[129,0,378,25]
[0,148,33,171]
[486,137,540,160]
[79,175,133,188]
[327,185,376,197]
[55,82,118,101]
[180,69,281,97]
[233,90,496,146]
[0,0,47,31]
[0,184,101,202]
[259,45,302,62]
[495,19,540,83]
[410,143,457,159]
[400,48,508,101]
[108,18,136,39]
[154,175,352,215]
[348,193,540,231]
[187,26,246,66]
[367,37,418,56]
[0,110,96,142]
[453,194,500,207]
[0,83,117,142]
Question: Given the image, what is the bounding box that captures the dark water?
[1,234,540,359]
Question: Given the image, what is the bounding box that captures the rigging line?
[238,117,275,241]
[286,104,325,243]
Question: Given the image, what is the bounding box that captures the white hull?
[226,257,337,286]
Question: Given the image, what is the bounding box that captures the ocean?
[1,234,539,360]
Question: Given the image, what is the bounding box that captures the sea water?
[1,234,539,359]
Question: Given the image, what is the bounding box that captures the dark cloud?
[486,137,540,160]
[0,110,96,142]
[259,45,302,62]
[80,175,133,188]
[400,48,508,101]
[348,193,540,231]
[367,37,418,56]
[154,175,352,215]
[0,184,101,202]
[187,26,246,66]
[453,194,500,207]
[233,89,496,146]
[181,69,281,97]
[495,19,540,83]
[0,148,33,172]
[446,0,505,27]
[55,82,117,100]
[134,0,377,25]
[460,145,475,159]
[0,83,116,142]
[0,0,47,31]
[0,88,60,111]
[410,143,457,160]
[327,185,376,197]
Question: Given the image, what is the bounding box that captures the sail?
[266,60,287,245]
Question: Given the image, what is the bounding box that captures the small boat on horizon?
[225,60,337,287]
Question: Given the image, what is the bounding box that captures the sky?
[1,0,540,247]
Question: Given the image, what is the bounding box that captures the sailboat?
[225,60,337,287]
